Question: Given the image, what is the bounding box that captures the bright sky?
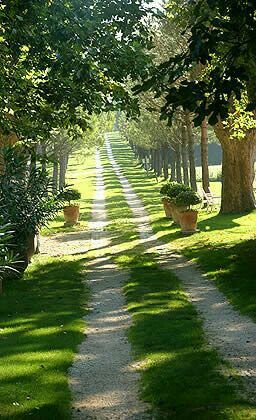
[150,0,164,11]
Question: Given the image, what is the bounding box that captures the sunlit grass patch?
[42,153,96,235]
[0,254,87,419]
[101,139,256,419]
[109,134,256,323]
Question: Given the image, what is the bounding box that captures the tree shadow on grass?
[123,259,253,419]
[0,256,87,419]
[153,213,244,246]
[183,238,256,322]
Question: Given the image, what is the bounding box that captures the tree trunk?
[53,161,58,193]
[151,149,156,174]
[150,149,154,171]
[162,145,169,180]
[215,124,256,213]
[175,143,182,183]
[181,125,189,186]
[170,148,176,181]
[64,153,69,174]
[134,144,139,160]
[30,145,37,173]
[40,141,47,172]
[185,112,197,191]
[52,142,58,193]
[201,118,210,193]
[156,148,162,178]
[144,150,150,176]
[59,155,66,189]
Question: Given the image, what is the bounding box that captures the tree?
[1,0,154,140]
[136,0,256,213]
[120,102,198,186]
[45,113,114,190]
[201,119,210,193]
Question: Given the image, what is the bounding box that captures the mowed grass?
[0,254,88,419]
[0,151,96,418]
[42,152,96,235]
[100,146,256,419]
[108,133,256,323]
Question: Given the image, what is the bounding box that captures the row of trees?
[0,0,156,278]
[134,0,256,214]
[120,108,199,191]
[2,0,256,273]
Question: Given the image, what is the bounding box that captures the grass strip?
[0,254,88,419]
[100,146,256,419]
[108,133,256,323]
[0,152,96,418]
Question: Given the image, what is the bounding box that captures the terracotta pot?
[170,204,180,224]
[63,205,80,226]
[179,210,198,233]
[162,198,173,219]
[171,205,188,225]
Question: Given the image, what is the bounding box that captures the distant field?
[196,165,222,182]
[196,165,222,197]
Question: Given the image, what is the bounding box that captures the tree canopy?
[1,0,154,139]
[136,0,256,126]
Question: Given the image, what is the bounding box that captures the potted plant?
[59,188,81,226]
[160,183,173,219]
[164,182,191,224]
[175,190,202,233]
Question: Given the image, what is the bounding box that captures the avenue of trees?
[134,0,256,213]
[1,0,256,277]
[0,0,154,274]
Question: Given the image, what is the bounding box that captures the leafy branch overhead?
[135,0,256,126]
[0,0,154,138]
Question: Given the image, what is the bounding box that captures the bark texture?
[53,161,58,193]
[170,149,176,181]
[175,143,182,183]
[201,119,210,193]
[185,112,197,191]
[162,144,169,180]
[40,141,47,172]
[215,123,256,213]
[181,125,189,186]
[59,154,68,189]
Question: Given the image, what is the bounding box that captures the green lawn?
[108,134,256,323]
[2,139,256,419]
[0,255,88,419]
[100,146,256,419]
[0,152,96,419]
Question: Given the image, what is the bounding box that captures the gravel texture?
[69,151,150,419]
[40,231,90,257]
[106,133,256,400]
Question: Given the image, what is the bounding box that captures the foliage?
[223,97,256,140]
[160,182,172,196]
[161,181,201,207]
[175,189,201,208]
[0,222,20,280]
[58,188,81,207]
[0,147,63,255]
[1,1,154,139]
[160,181,190,201]
[136,0,256,126]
